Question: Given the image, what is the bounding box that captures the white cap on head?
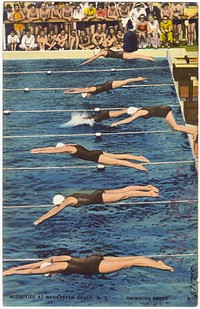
[56,142,66,148]
[127,107,139,116]
[53,194,65,206]
[81,93,88,98]
[40,262,52,277]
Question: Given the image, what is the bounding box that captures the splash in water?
[60,112,95,127]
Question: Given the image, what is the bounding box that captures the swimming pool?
[3,57,197,307]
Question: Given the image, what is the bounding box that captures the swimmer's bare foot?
[149,190,159,197]
[146,185,159,193]
[158,260,174,272]
[138,156,151,164]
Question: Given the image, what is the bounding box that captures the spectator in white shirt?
[129,2,146,28]
[7,30,20,50]
[19,29,38,50]
[73,4,84,35]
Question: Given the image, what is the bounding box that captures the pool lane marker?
[3,83,175,92]
[3,160,195,171]
[3,199,198,209]
[3,66,168,75]
[4,104,180,113]
[3,130,175,139]
[3,253,197,262]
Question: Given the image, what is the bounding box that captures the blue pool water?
[3,57,197,307]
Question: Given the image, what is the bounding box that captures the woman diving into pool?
[80,48,155,66]
[84,105,197,140]
[33,185,159,225]
[3,253,173,277]
[30,143,150,172]
[64,77,146,98]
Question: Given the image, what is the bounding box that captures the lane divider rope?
[3,66,168,75]
[3,199,198,209]
[3,84,175,91]
[3,130,174,139]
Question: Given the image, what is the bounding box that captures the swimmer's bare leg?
[112,77,147,89]
[102,189,159,204]
[103,185,159,194]
[123,52,155,62]
[99,257,174,273]
[103,151,151,164]
[98,155,148,172]
[165,111,198,140]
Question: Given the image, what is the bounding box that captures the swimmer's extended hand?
[136,77,147,82]
[110,122,118,127]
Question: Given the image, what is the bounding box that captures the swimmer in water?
[33,185,159,225]
[86,105,197,140]
[3,253,174,277]
[64,77,146,98]
[30,143,150,172]
[80,48,155,66]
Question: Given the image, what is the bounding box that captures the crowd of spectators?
[3,2,198,51]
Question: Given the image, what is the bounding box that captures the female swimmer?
[88,105,197,140]
[31,143,150,172]
[3,253,173,277]
[64,77,146,98]
[33,185,159,225]
[80,48,155,66]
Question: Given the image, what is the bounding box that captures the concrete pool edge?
[3,48,197,60]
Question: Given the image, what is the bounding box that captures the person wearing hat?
[64,77,148,97]
[129,2,147,25]
[33,184,159,225]
[3,253,173,277]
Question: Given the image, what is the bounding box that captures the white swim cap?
[81,93,88,98]
[127,107,139,116]
[56,142,66,148]
[40,262,52,277]
[53,194,65,206]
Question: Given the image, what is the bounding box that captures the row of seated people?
[6,12,198,52]
[4,2,198,48]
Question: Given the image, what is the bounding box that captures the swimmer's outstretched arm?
[30,146,69,154]
[80,50,106,66]
[34,197,77,225]
[3,264,63,276]
[64,87,94,94]
[110,110,146,127]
